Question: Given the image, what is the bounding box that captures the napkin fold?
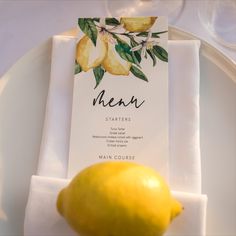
[37,36,76,178]
[169,41,201,193]
[24,36,207,235]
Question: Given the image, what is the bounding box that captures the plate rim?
[169,26,236,83]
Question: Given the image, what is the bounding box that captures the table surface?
[0,0,235,78]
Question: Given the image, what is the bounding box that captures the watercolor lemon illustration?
[76,35,131,76]
[76,35,107,72]
[57,162,183,236]
[121,17,157,32]
[102,42,132,76]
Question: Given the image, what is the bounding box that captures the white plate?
[0,27,236,235]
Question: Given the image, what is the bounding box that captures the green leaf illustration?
[130,39,141,63]
[93,17,120,26]
[115,41,133,62]
[93,66,105,89]
[115,39,140,67]
[106,18,120,26]
[136,31,168,38]
[147,49,157,66]
[132,51,142,66]
[78,18,98,46]
[92,18,100,22]
[153,45,168,62]
[130,65,148,82]
[75,62,82,74]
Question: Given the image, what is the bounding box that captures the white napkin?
[169,41,201,194]
[24,36,207,235]
[37,35,76,178]
[37,36,202,194]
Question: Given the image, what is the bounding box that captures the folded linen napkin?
[37,36,202,194]
[24,36,207,235]
[169,41,201,194]
[37,36,76,178]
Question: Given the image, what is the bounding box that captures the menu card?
[68,17,168,178]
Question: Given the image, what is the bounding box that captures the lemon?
[76,35,107,72]
[121,17,157,32]
[102,43,131,76]
[57,161,183,236]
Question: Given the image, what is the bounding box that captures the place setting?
[0,1,235,236]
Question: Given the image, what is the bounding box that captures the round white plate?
[0,27,236,235]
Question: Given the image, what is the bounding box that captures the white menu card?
[68,17,168,178]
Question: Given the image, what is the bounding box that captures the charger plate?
[0,26,236,235]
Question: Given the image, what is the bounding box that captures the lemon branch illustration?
[75,18,168,89]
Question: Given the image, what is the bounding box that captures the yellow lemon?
[102,43,131,76]
[76,35,107,72]
[57,161,183,236]
[121,17,157,32]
